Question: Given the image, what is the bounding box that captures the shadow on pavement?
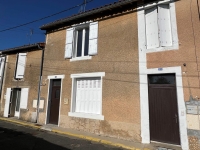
[0,126,70,150]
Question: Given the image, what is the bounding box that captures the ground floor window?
[69,72,105,120]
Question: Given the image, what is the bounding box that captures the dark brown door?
[148,74,180,145]
[49,79,61,125]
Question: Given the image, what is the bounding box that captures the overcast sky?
[0,0,117,49]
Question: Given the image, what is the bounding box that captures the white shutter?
[89,22,98,55]
[15,53,27,79]
[20,88,29,109]
[158,4,172,46]
[0,57,5,81]
[75,78,101,114]
[145,7,159,49]
[65,28,74,58]
[4,88,11,117]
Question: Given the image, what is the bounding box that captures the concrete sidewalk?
[0,117,179,150]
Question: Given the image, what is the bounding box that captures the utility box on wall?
[33,99,44,109]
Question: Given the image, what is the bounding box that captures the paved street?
[0,120,124,150]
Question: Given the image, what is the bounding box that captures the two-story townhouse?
[36,0,200,149]
[0,43,45,122]
[137,0,200,149]
[39,0,141,143]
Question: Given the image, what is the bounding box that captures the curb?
[0,117,150,150]
[0,117,41,129]
[51,129,138,150]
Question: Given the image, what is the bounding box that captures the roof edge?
[0,42,45,54]
[40,0,139,30]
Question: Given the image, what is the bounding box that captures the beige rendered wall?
[39,12,141,141]
[0,50,42,122]
[146,0,200,149]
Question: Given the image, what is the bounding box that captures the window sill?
[70,56,92,62]
[145,44,179,53]
[68,112,104,120]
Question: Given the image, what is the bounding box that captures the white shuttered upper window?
[158,5,172,46]
[65,22,98,60]
[145,4,172,49]
[15,53,27,79]
[145,7,159,49]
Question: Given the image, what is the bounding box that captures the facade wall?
[145,0,200,149]
[0,50,42,122]
[39,12,141,141]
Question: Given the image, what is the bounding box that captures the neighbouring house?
[0,43,45,122]
[137,0,200,150]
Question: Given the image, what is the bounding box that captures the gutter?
[36,44,45,123]
[1,43,45,54]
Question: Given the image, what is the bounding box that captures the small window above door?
[148,74,175,84]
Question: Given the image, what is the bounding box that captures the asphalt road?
[0,120,124,150]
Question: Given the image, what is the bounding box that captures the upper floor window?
[74,27,89,58]
[15,53,27,79]
[65,22,98,61]
[145,4,172,49]
[138,0,178,52]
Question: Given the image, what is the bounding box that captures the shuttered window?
[65,28,74,58]
[158,5,172,46]
[65,22,98,60]
[145,4,172,49]
[89,22,98,55]
[15,53,27,79]
[4,88,12,117]
[0,57,5,81]
[20,88,29,109]
[75,78,101,114]
[145,6,159,49]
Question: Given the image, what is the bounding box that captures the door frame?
[140,66,188,149]
[45,75,64,126]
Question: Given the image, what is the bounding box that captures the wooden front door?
[49,79,61,125]
[148,74,180,145]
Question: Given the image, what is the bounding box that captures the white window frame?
[138,0,178,53]
[70,24,92,61]
[69,72,105,120]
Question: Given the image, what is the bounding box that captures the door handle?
[174,114,178,123]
